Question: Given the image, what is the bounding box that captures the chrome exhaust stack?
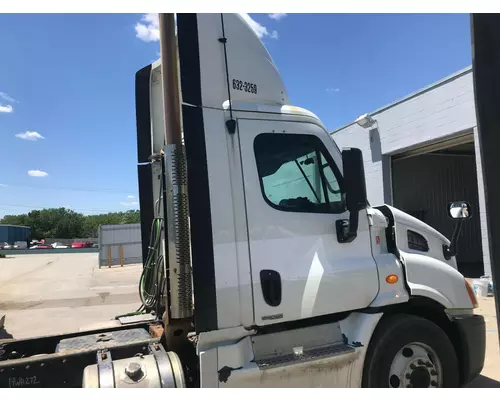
[159,14,193,323]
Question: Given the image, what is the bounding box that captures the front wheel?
[362,314,459,388]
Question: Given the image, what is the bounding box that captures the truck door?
[238,119,379,325]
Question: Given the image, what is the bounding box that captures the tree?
[0,208,140,240]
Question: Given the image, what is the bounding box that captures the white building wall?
[332,67,491,276]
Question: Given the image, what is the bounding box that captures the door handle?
[260,270,282,307]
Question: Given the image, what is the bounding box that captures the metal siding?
[392,154,483,275]
[98,223,142,266]
[333,69,491,276]
[0,225,30,244]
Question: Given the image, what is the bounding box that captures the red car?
[71,241,94,248]
[30,244,52,250]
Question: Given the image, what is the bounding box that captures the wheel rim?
[388,342,443,388]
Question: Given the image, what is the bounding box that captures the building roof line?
[331,65,473,135]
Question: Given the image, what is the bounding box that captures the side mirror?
[337,147,368,243]
[447,201,472,220]
[443,201,472,260]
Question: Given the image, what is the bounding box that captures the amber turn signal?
[465,279,479,309]
[385,274,399,284]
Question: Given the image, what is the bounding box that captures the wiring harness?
[116,155,166,319]
[137,217,164,314]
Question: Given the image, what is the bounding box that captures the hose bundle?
[137,217,164,314]
[116,160,166,320]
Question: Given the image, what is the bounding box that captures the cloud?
[135,13,160,42]
[15,131,45,141]
[127,195,136,199]
[0,184,7,187]
[0,104,13,113]
[120,201,139,206]
[0,92,16,103]
[136,14,278,43]
[326,88,340,93]
[240,13,279,40]
[268,13,287,21]
[28,170,48,177]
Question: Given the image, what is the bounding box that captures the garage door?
[392,132,474,161]
[391,134,484,277]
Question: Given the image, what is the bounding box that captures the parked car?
[71,241,93,249]
[13,241,28,249]
[30,244,52,249]
[0,242,9,250]
[51,242,69,249]
[2,243,13,250]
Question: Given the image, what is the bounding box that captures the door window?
[254,133,345,214]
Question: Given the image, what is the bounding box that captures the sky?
[0,13,472,218]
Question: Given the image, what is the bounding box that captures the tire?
[362,314,459,388]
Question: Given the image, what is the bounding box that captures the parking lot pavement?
[0,253,142,339]
[1,252,499,387]
[467,295,500,387]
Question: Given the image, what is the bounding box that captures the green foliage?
[0,208,140,240]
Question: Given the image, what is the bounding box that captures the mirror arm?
[443,219,464,260]
[336,207,359,243]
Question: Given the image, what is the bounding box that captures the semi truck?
[0,13,485,388]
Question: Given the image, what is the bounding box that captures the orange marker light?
[464,279,479,309]
[386,274,399,284]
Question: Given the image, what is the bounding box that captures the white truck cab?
[131,14,485,387]
[134,13,486,388]
[0,13,486,389]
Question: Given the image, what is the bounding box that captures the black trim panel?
[178,14,203,107]
[452,314,486,385]
[137,164,154,265]
[177,14,218,333]
[374,205,413,297]
[135,65,152,164]
[135,64,154,265]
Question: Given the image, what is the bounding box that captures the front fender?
[401,251,473,309]
[407,283,453,308]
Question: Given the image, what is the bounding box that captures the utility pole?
[471,13,500,344]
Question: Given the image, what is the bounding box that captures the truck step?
[56,328,155,353]
[255,343,355,370]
